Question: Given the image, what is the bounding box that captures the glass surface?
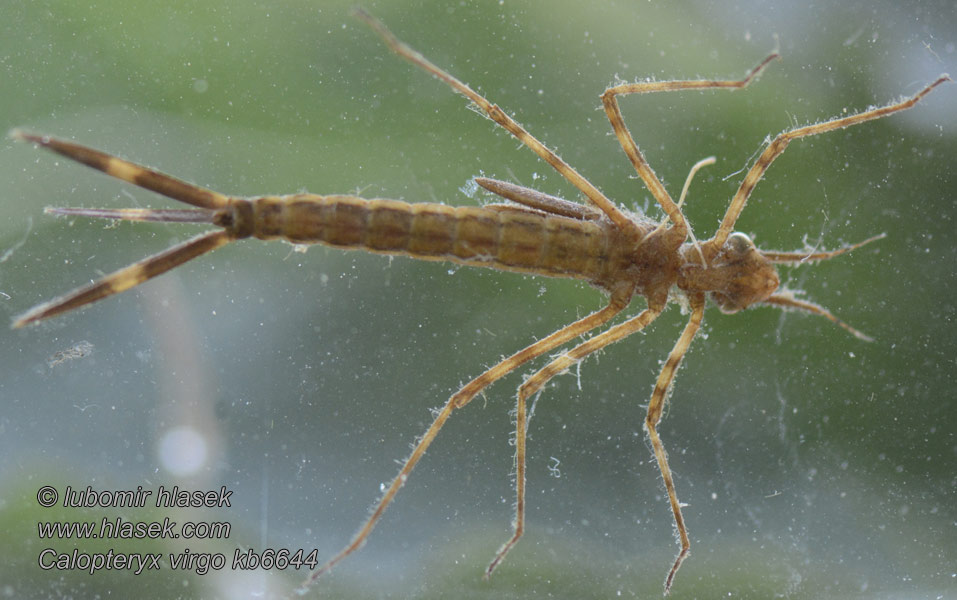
[1,1,954,598]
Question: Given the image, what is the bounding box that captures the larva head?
[712,232,780,312]
[681,232,780,313]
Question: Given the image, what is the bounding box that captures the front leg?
[601,55,779,235]
[644,294,705,594]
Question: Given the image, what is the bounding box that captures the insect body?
[12,9,949,595]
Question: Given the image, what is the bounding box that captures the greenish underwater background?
[1,1,954,598]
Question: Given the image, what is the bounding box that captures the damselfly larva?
[11,9,949,595]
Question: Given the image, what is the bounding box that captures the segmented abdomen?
[248,194,616,282]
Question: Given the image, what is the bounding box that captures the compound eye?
[727,231,754,255]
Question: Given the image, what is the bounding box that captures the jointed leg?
[713,75,951,247]
[645,294,705,594]
[300,287,634,591]
[452,286,635,409]
[486,301,666,576]
[601,54,779,235]
[354,9,634,232]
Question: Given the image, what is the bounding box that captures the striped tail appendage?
[10,131,624,328]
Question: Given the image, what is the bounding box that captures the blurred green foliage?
[1,1,954,598]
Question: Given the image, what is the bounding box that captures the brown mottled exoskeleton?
[12,9,949,595]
